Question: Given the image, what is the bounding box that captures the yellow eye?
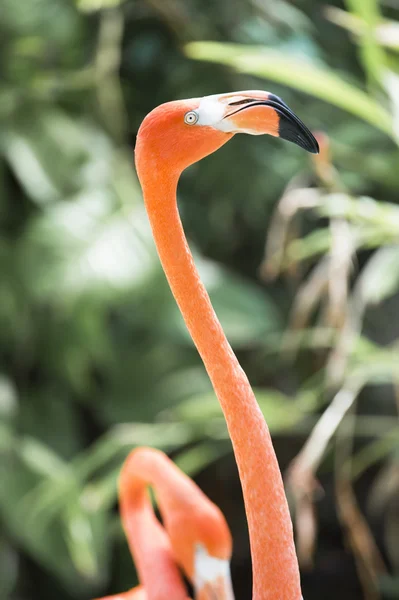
[184,111,199,125]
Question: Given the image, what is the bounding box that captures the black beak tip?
[307,136,320,155]
[265,94,319,154]
[226,93,320,154]
[278,115,319,154]
[311,143,320,155]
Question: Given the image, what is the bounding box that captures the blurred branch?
[285,257,329,333]
[335,410,387,600]
[289,377,363,484]
[259,184,321,281]
[327,245,399,388]
[325,6,399,53]
[349,427,399,481]
[368,459,399,516]
[280,125,399,575]
[288,376,363,566]
[95,8,127,142]
[144,0,189,34]
[264,133,355,364]
[313,134,354,335]
[324,218,353,331]
[77,0,126,11]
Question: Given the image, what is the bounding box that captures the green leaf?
[0,538,18,598]
[358,246,399,305]
[350,428,399,479]
[174,442,230,476]
[23,195,156,300]
[344,0,386,85]
[325,7,399,53]
[0,456,108,594]
[350,348,399,385]
[19,437,68,478]
[2,111,111,204]
[384,70,399,140]
[185,42,393,137]
[63,500,106,580]
[0,375,18,421]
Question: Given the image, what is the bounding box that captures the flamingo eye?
[184,111,199,125]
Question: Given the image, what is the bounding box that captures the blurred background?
[1,0,399,598]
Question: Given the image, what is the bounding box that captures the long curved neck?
[139,168,302,600]
[119,450,188,600]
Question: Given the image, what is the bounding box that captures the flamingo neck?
[119,450,187,600]
[138,167,302,600]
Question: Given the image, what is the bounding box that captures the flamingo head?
[165,501,234,600]
[135,90,319,179]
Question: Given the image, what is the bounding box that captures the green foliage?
[344,0,386,86]
[186,41,394,136]
[1,0,399,598]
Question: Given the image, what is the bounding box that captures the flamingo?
[99,90,318,600]
[96,447,233,600]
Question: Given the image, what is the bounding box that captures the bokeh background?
[1,0,399,598]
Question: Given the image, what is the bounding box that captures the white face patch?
[194,92,263,133]
[196,94,225,127]
[194,544,235,600]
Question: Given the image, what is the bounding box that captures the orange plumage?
[97,90,318,600]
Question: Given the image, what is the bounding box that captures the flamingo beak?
[220,93,319,154]
[193,545,235,600]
